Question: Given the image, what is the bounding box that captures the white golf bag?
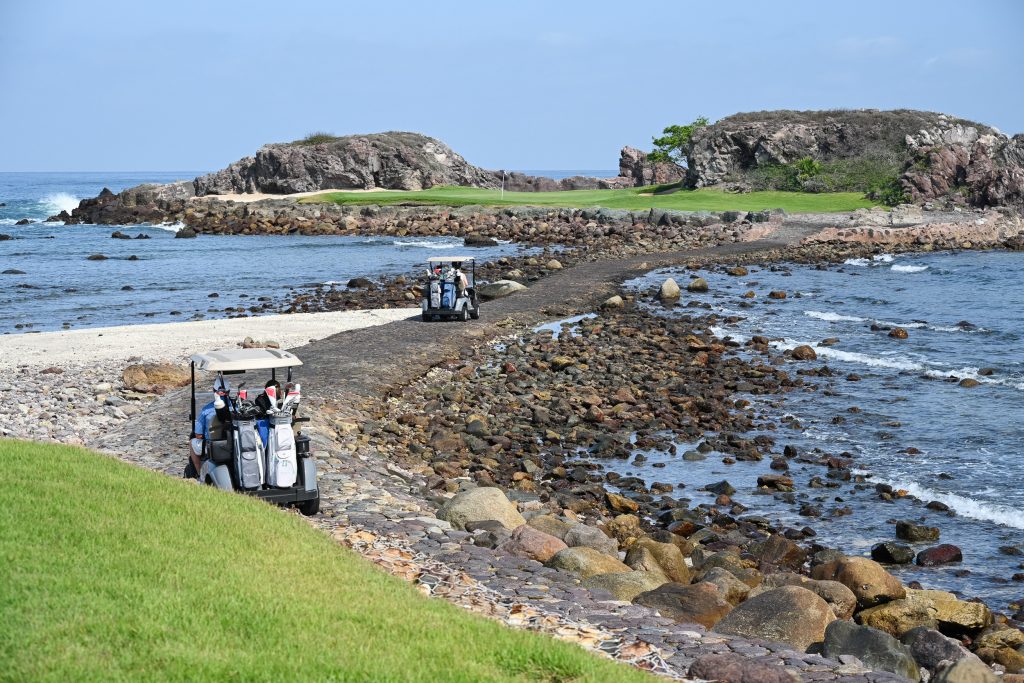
[233,420,265,490]
[429,279,441,309]
[266,414,297,488]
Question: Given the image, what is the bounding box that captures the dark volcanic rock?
[15,218,33,225]
[688,654,797,683]
[617,146,684,187]
[823,620,920,680]
[872,542,915,565]
[633,582,733,628]
[916,544,963,566]
[896,520,940,543]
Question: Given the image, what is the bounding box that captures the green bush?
[866,176,909,206]
[293,131,341,145]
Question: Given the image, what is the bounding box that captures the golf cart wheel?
[421,312,431,322]
[469,303,480,320]
[183,459,198,479]
[298,495,320,516]
[460,305,470,322]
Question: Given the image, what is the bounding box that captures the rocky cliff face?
[194,132,499,194]
[684,109,1022,207]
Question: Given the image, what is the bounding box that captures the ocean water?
[0,172,534,333]
[514,169,619,179]
[620,252,1024,608]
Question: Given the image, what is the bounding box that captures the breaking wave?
[866,478,1024,529]
[892,264,929,273]
[38,192,80,214]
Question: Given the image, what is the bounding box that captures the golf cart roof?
[190,348,303,372]
[427,256,475,263]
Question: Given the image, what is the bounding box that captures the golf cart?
[422,256,480,322]
[188,348,320,516]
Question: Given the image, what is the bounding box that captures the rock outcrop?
[684,109,1023,207]
[617,146,685,186]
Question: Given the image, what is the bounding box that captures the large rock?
[634,582,733,628]
[477,280,527,301]
[752,572,857,619]
[435,487,526,531]
[701,567,751,606]
[896,520,940,543]
[526,514,572,541]
[617,146,685,187]
[931,658,998,683]
[546,546,630,579]
[581,570,668,602]
[121,363,190,394]
[915,590,992,633]
[625,537,690,584]
[856,592,939,637]
[811,556,906,607]
[916,544,962,566]
[747,534,807,571]
[688,654,799,683]
[494,524,567,563]
[901,626,978,671]
[658,278,681,301]
[822,620,920,681]
[713,586,836,650]
[563,524,619,556]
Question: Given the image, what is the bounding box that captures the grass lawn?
[300,185,878,213]
[0,439,651,682]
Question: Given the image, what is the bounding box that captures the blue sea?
[617,253,1024,609]
[0,172,545,333]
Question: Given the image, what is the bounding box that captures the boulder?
[563,524,618,556]
[752,572,857,619]
[822,620,920,681]
[896,521,940,542]
[463,234,498,247]
[901,626,978,671]
[686,277,709,293]
[790,344,817,361]
[546,546,630,579]
[544,259,562,270]
[526,514,572,541]
[436,487,526,531]
[872,542,916,564]
[601,295,624,309]
[634,582,734,628]
[931,658,997,683]
[174,227,197,238]
[346,277,373,289]
[916,590,992,633]
[121,363,190,394]
[747,534,807,571]
[603,514,642,546]
[0,234,12,241]
[658,278,681,301]
[86,253,108,260]
[494,524,567,563]
[916,544,962,566]
[605,491,639,514]
[701,567,751,605]
[811,556,906,607]
[856,593,939,637]
[626,537,690,584]
[889,327,910,339]
[477,280,527,300]
[581,570,668,602]
[617,145,685,186]
[713,586,835,650]
[688,654,799,683]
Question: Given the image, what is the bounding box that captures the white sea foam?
[868,477,1024,529]
[843,258,870,267]
[0,218,15,226]
[153,221,185,232]
[891,264,929,273]
[804,310,866,323]
[39,192,80,214]
[872,253,895,263]
[393,239,460,249]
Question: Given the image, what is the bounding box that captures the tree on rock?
[648,116,709,167]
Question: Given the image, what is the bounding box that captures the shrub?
[866,176,909,206]
[294,131,340,145]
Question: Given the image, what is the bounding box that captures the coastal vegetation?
[0,439,649,682]
[301,186,878,213]
[647,116,709,167]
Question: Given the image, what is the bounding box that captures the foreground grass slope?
[301,185,877,213]
[0,440,650,682]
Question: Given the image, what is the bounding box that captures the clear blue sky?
[1,0,1021,172]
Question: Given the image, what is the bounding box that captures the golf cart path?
[297,236,793,402]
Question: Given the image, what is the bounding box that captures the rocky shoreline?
[6,221,1024,681]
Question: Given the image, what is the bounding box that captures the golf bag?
[429,279,441,309]
[441,282,456,309]
[266,414,297,488]
[233,419,265,490]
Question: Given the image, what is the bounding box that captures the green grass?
[299,185,878,213]
[0,439,650,682]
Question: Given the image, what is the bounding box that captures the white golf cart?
[422,256,480,322]
[188,348,320,516]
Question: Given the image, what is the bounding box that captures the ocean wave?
[867,477,1024,529]
[872,253,895,263]
[393,239,462,249]
[843,258,870,267]
[38,192,80,214]
[153,221,185,233]
[0,218,16,226]
[891,264,929,273]
[804,310,867,323]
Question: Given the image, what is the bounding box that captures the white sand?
[0,308,417,371]
[197,187,402,203]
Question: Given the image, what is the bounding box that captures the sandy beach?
[0,308,418,371]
